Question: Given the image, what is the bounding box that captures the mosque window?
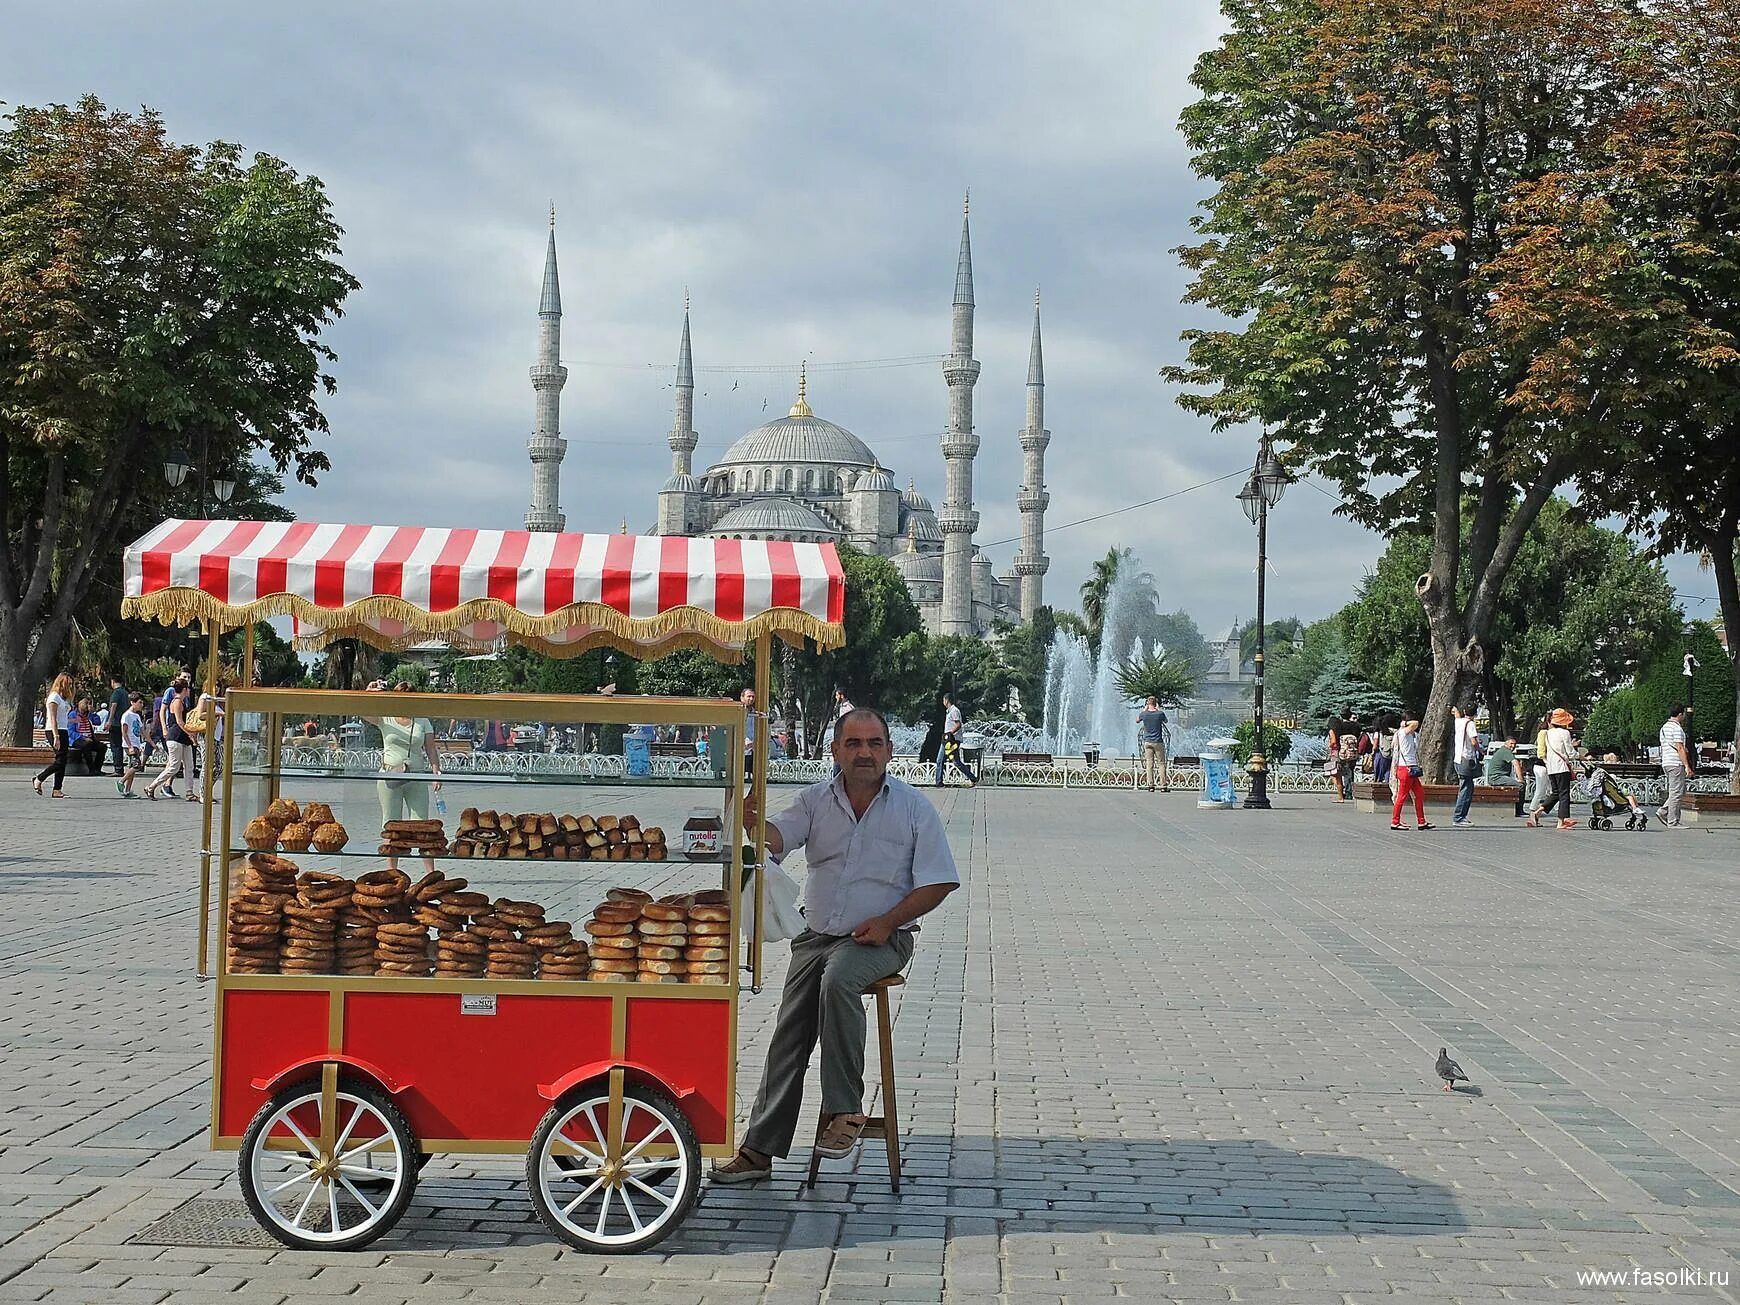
[783,468,794,492]
[806,468,817,491]
[762,468,773,491]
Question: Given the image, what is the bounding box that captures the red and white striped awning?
[122,520,845,660]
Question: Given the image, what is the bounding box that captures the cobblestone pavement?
[1,773,1737,1303]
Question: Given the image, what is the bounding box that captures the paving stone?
[2,784,1738,1302]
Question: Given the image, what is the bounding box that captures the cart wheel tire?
[1600,818,1613,830]
[527,1083,699,1254]
[239,1077,417,1251]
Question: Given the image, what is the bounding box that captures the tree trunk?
[0,605,70,746]
[1706,529,1740,796]
[1414,572,1488,782]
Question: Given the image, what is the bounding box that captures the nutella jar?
[681,806,723,862]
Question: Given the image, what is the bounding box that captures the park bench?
[1000,751,1055,765]
[1353,780,1524,816]
[438,737,475,757]
[650,741,697,759]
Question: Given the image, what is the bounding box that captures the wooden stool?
[805,973,904,1194]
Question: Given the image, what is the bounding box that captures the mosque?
[520,203,1052,636]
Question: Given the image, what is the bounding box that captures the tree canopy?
[1339,501,1679,735]
[0,96,356,741]
[1167,0,1659,777]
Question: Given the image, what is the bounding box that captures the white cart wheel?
[239,1078,418,1251]
[527,1083,699,1253]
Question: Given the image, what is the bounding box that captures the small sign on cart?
[460,994,497,1016]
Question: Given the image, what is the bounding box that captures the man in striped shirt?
[1657,704,1692,827]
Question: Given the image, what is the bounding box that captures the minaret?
[525,207,569,531]
[1014,288,1051,620]
[939,194,981,634]
[669,294,697,476]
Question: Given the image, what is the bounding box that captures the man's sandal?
[814,1113,868,1159]
[709,1149,772,1185]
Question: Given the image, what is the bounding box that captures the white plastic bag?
[745,860,805,943]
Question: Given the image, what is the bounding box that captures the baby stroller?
[1583,768,1647,831]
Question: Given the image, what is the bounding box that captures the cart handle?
[251,1054,410,1097]
[538,1058,696,1103]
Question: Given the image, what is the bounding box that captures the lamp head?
[163,449,192,489]
[1237,478,1261,524]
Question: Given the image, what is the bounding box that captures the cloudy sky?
[7,1,1715,634]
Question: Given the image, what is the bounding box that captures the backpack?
[1338,733,1359,762]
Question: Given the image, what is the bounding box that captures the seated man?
[711,707,958,1183]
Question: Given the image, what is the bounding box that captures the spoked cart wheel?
[527,1082,699,1253]
[239,1077,418,1250]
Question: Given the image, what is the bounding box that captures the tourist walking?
[711,708,958,1185]
[934,692,977,786]
[32,672,75,798]
[1656,703,1692,827]
[1526,708,1579,829]
[145,675,199,803]
[1327,715,1349,801]
[1389,712,1432,830]
[1136,695,1170,792]
[1371,712,1395,784]
[1336,710,1361,803]
[119,692,146,797]
[106,671,128,777]
[1451,704,1482,826]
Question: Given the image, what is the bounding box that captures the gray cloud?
[6,1,1716,637]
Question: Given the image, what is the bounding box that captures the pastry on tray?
[310,822,349,853]
[278,822,313,852]
[263,798,300,831]
[243,817,278,850]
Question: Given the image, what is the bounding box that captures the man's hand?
[851,915,894,946]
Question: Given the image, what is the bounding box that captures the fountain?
[1041,562,1155,757]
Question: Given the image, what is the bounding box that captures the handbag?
[382,760,409,789]
[1454,757,1478,780]
[183,701,209,735]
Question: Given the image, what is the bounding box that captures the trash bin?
[1083,741,1101,769]
[623,727,653,778]
[705,726,730,782]
[1199,738,1239,808]
[961,731,985,771]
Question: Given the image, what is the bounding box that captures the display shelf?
[225,765,732,788]
[226,845,708,866]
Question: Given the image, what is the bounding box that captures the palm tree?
[1115,647,1197,707]
[1079,547,1159,654]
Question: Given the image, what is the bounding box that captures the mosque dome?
[714,373,879,469]
[707,498,835,539]
[900,480,934,512]
[660,472,702,493]
[891,545,944,581]
[856,464,898,493]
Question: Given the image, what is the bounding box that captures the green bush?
[1581,687,1637,754]
[1230,719,1293,767]
[1630,623,1732,747]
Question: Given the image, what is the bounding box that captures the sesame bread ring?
[589,957,639,973]
[585,919,635,937]
[636,944,683,961]
[605,887,652,904]
[356,869,411,893]
[639,902,688,922]
[686,904,731,923]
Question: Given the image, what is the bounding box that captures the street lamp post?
[163,431,237,518]
[1238,436,1288,810]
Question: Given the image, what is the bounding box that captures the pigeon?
[1436,1047,1469,1092]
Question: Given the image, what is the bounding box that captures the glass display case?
[215,687,751,992]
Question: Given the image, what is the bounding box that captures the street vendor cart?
[122,520,844,1253]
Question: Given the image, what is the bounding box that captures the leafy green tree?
[1631,624,1734,754]
[1077,547,1158,656]
[998,607,1055,725]
[0,98,356,742]
[636,648,746,701]
[776,546,926,753]
[1168,0,1637,778]
[1267,618,1344,717]
[221,622,304,687]
[1230,719,1293,767]
[1582,687,1638,756]
[1239,617,1302,670]
[1496,2,1740,789]
[1146,609,1214,678]
[1303,652,1400,732]
[1114,647,1197,708]
[1340,502,1679,735]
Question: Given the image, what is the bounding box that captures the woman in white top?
[33,672,75,797]
[367,682,443,871]
[1526,707,1580,829]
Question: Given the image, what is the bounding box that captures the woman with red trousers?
[1390,712,1433,830]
